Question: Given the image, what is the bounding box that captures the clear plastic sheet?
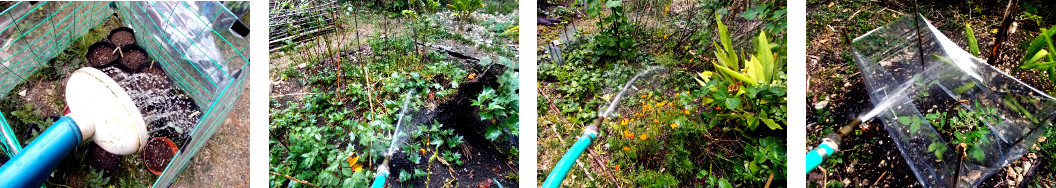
[853,14,1056,187]
[0,2,249,187]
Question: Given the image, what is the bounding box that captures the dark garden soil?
[119,45,148,69]
[86,142,122,177]
[143,137,176,174]
[108,28,136,46]
[137,61,172,90]
[387,63,516,188]
[807,0,1056,187]
[87,42,117,67]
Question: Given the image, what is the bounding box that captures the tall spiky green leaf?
[965,23,980,56]
[754,31,774,83]
[713,63,756,85]
[715,15,737,70]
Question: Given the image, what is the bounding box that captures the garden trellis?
[268,0,338,50]
[0,1,249,187]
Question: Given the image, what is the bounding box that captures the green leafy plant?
[1018,25,1056,83]
[922,101,1001,162]
[965,23,980,56]
[448,0,483,21]
[898,115,924,134]
[709,15,779,86]
[696,14,787,131]
[472,57,519,142]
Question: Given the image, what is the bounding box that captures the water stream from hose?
[386,91,415,156]
[599,66,661,118]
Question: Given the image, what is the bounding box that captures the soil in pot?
[108,27,136,46]
[135,61,172,90]
[143,137,177,175]
[86,142,121,177]
[86,42,117,67]
[118,45,148,69]
[98,63,132,83]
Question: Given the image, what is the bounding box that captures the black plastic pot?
[118,44,149,69]
[108,27,136,46]
[85,41,118,67]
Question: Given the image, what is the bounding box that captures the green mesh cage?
[0,1,249,187]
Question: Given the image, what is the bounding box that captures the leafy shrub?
[697,14,787,132]
[448,0,483,21]
[473,57,519,141]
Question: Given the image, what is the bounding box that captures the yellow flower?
[670,123,678,129]
[654,119,660,123]
[657,102,666,107]
[684,109,690,115]
[621,118,629,125]
[347,155,363,172]
[640,134,647,140]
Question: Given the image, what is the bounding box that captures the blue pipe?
[0,116,81,187]
[370,171,387,188]
[806,140,837,174]
[542,131,596,188]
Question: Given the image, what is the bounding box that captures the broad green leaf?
[725,97,741,110]
[718,178,733,188]
[755,31,774,80]
[697,170,708,179]
[970,146,985,161]
[762,118,782,130]
[965,23,980,56]
[713,63,755,85]
[485,126,502,141]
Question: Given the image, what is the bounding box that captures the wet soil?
[143,138,176,174]
[136,61,172,90]
[386,63,516,188]
[86,142,122,177]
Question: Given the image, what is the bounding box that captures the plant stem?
[269,171,321,188]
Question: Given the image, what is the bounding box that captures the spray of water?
[599,66,661,118]
[386,91,415,156]
[101,66,200,136]
[856,61,957,121]
[858,76,917,121]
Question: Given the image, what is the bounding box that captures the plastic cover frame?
[852,14,1055,187]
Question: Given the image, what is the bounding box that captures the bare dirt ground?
[172,83,250,187]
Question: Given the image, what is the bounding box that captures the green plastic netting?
[0,1,249,187]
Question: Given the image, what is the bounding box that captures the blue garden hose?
[0,116,81,187]
[370,171,387,188]
[806,118,858,174]
[370,157,390,188]
[806,138,837,174]
[542,124,599,188]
